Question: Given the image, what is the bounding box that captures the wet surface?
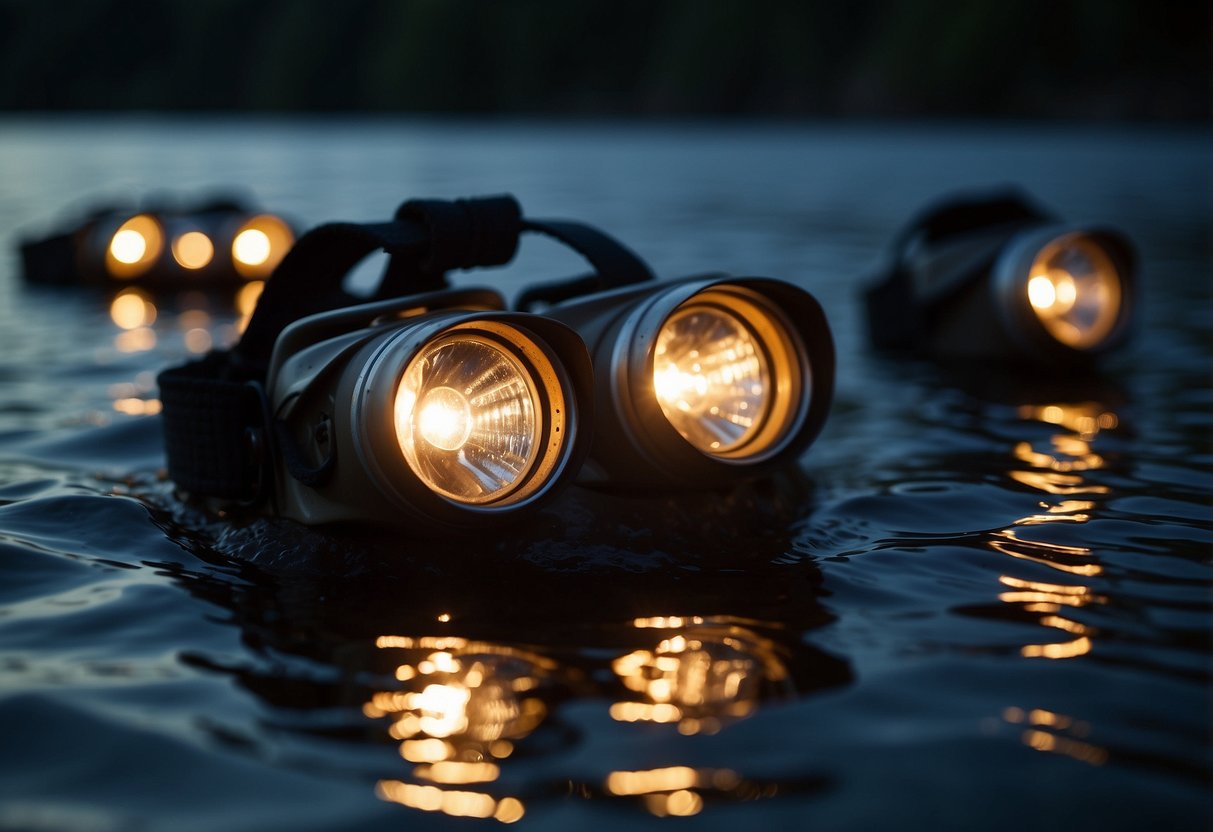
[0,120,1209,830]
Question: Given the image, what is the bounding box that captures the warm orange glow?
[400,738,454,763]
[1025,235,1122,349]
[1008,470,1110,495]
[1021,636,1092,659]
[416,761,501,785]
[231,214,294,277]
[172,231,214,270]
[417,387,473,451]
[609,619,785,735]
[112,398,162,416]
[375,780,522,821]
[998,575,1103,602]
[394,335,541,505]
[606,766,699,796]
[234,280,265,335]
[1012,440,1103,474]
[609,702,683,723]
[377,635,469,650]
[106,215,163,278]
[110,289,158,330]
[990,540,1103,576]
[636,615,687,628]
[367,635,556,820]
[653,303,770,454]
[1018,403,1117,438]
[1022,728,1107,765]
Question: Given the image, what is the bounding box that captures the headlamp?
[19,196,296,287]
[863,190,1135,365]
[263,290,589,526]
[158,195,657,529]
[520,274,834,488]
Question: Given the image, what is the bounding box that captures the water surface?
[0,120,1209,831]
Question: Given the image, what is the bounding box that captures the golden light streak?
[1021,637,1092,659]
[992,529,1093,558]
[376,635,469,650]
[998,575,1104,605]
[1022,729,1108,765]
[375,780,523,821]
[609,702,683,723]
[112,398,162,416]
[415,761,501,785]
[1008,470,1110,495]
[989,541,1103,576]
[400,738,454,763]
[606,766,699,796]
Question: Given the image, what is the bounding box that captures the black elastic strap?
[158,354,266,500]
[865,189,1056,349]
[524,218,654,291]
[514,218,655,310]
[237,220,431,367]
[376,195,524,297]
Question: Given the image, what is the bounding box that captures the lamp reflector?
[172,231,215,270]
[1026,234,1123,350]
[654,304,770,454]
[394,335,541,504]
[105,215,163,278]
[232,214,295,277]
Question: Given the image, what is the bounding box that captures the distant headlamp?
[19,196,296,287]
[864,190,1135,365]
[158,195,658,528]
[519,273,834,488]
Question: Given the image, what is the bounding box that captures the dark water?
[0,119,1210,831]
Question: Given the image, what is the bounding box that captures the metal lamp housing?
[264,290,592,529]
[542,276,835,488]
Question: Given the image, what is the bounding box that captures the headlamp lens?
[394,335,540,504]
[654,304,771,455]
[172,231,215,270]
[232,214,295,277]
[1026,234,1122,349]
[106,215,163,278]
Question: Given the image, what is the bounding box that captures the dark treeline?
[0,0,1207,120]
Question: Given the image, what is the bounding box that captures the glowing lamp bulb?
[110,229,148,264]
[233,228,272,266]
[394,335,541,504]
[1026,234,1123,349]
[1027,275,1056,310]
[172,231,214,270]
[105,215,163,278]
[231,215,294,277]
[418,387,473,451]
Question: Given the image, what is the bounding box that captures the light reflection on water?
[366,616,817,821]
[995,401,1119,660]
